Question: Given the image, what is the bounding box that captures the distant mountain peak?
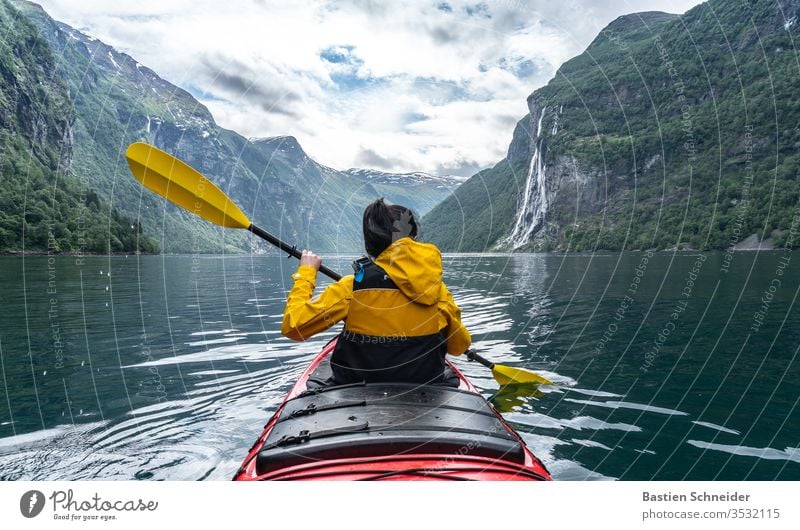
[250,135,311,163]
[249,135,466,188]
[587,10,679,51]
[604,11,679,31]
[343,168,467,187]
[251,135,302,148]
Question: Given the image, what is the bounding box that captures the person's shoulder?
[335,274,355,289]
[417,240,442,253]
[403,238,442,257]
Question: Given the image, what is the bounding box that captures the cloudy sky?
[37,0,703,176]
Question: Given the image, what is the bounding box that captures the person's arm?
[281,251,352,341]
[439,283,471,355]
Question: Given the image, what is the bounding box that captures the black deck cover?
[256,383,525,475]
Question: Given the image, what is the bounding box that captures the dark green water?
[0,252,797,480]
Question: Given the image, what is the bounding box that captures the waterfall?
[506,106,548,250]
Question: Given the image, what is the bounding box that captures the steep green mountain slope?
[0,0,156,254]
[13,0,284,253]
[11,1,462,254]
[424,1,800,252]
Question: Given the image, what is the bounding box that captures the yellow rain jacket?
[282,238,471,383]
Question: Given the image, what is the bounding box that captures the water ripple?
[563,398,689,416]
[686,441,800,463]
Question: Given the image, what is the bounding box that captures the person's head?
[362,198,418,257]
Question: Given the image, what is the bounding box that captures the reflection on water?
[0,252,798,480]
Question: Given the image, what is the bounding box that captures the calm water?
[0,252,797,480]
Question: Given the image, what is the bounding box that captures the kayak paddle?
[126,142,552,387]
[466,350,553,385]
[125,142,342,281]
[490,384,544,413]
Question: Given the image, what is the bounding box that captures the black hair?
[362,198,418,258]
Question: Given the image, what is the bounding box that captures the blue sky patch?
[511,59,537,79]
[320,45,357,64]
[499,57,538,79]
[330,71,384,90]
[322,45,372,89]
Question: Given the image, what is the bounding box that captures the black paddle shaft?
[248,224,343,281]
[466,350,495,370]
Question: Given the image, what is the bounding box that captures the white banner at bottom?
[2,481,797,529]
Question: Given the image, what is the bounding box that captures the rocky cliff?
[0,0,157,253]
[424,1,800,252]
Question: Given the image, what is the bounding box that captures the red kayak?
[234,339,552,481]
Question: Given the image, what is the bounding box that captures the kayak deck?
[234,340,551,481]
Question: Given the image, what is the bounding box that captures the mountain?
[342,168,466,217]
[5,1,462,254]
[0,0,157,254]
[424,0,800,252]
[12,0,322,253]
[250,135,463,217]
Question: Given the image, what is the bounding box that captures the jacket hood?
[374,238,442,306]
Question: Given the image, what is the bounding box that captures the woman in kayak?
[281,198,471,385]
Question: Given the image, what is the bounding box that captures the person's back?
[281,198,470,384]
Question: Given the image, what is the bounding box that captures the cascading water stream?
[507,106,548,250]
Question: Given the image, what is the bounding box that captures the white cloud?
[35,0,704,176]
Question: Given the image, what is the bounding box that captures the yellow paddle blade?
[125,142,251,229]
[492,364,553,386]
[490,384,544,413]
